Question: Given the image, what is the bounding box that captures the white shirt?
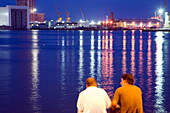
[77,86,111,113]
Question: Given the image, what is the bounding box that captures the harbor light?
[140,22,143,27]
[90,21,95,25]
[148,22,152,27]
[158,9,163,15]
[79,19,83,22]
[124,22,127,27]
[132,21,136,27]
[98,21,101,25]
[33,8,37,13]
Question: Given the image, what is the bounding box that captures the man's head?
[121,73,134,86]
[86,77,97,88]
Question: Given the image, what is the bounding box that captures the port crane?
[80,5,85,21]
[107,6,114,21]
[164,0,169,12]
[55,2,62,22]
[64,2,70,23]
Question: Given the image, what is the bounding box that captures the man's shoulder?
[79,89,87,95]
[97,87,107,92]
[133,85,142,92]
[116,87,123,91]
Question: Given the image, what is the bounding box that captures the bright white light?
[33,8,37,13]
[132,21,135,25]
[158,9,163,14]
[90,21,95,25]
[98,21,101,25]
[79,19,83,22]
[140,22,143,27]
[148,22,152,27]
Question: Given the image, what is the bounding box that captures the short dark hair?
[86,77,97,87]
[121,73,134,85]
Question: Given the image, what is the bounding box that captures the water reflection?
[122,30,127,74]
[97,31,102,87]
[131,30,135,76]
[90,31,95,77]
[78,30,84,92]
[144,32,153,112]
[101,31,114,97]
[30,30,41,112]
[61,50,66,90]
[154,32,166,112]
[138,32,144,90]
[62,36,65,46]
[0,49,10,112]
[0,30,169,113]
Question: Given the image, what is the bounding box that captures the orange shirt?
[113,85,143,113]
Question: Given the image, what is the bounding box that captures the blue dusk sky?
[0,0,168,21]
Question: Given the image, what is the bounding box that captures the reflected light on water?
[90,31,95,77]
[67,35,69,46]
[131,30,135,75]
[91,31,95,50]
[62,36,65,46]
[138,34,144,89]
[72,36,74,46]
[98,31,101,50]
[101,31,114,97]
[78,31,84,92]
[122,30,127,74]
[145,32,153,110]
[105,31,108,49]
[32,31,38,47]
[97,31,102,87]
[61,50,66,91]
[154,31,165,112]
[30,31,41,112]
[110,31,113,50]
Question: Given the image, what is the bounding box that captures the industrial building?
[0,5,29,29]
[30,13,45,22]
[102,18,163,29]
[16,0,45,22]
[117,18,163,29]
[164,12,170,28]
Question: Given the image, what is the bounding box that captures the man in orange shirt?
[111,73,144,113]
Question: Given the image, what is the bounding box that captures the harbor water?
[0,30,170,113]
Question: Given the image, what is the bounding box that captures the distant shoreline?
[0,28,170,32]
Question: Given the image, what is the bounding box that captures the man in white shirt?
[77,77,111,113]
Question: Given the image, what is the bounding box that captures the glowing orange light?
[140,22,143,27]
[132,21,135,25]
[132,21,136,27]
[110,21,113,24]
[124,22,127,27]
[148,22,152,27]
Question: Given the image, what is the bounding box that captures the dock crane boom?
[80,5,85,21]
[164,0,168,12]
[64,2,70,23]
[106,6,114,21]
[55,2,62,22]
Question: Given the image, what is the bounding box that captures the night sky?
[0,0,168,22]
